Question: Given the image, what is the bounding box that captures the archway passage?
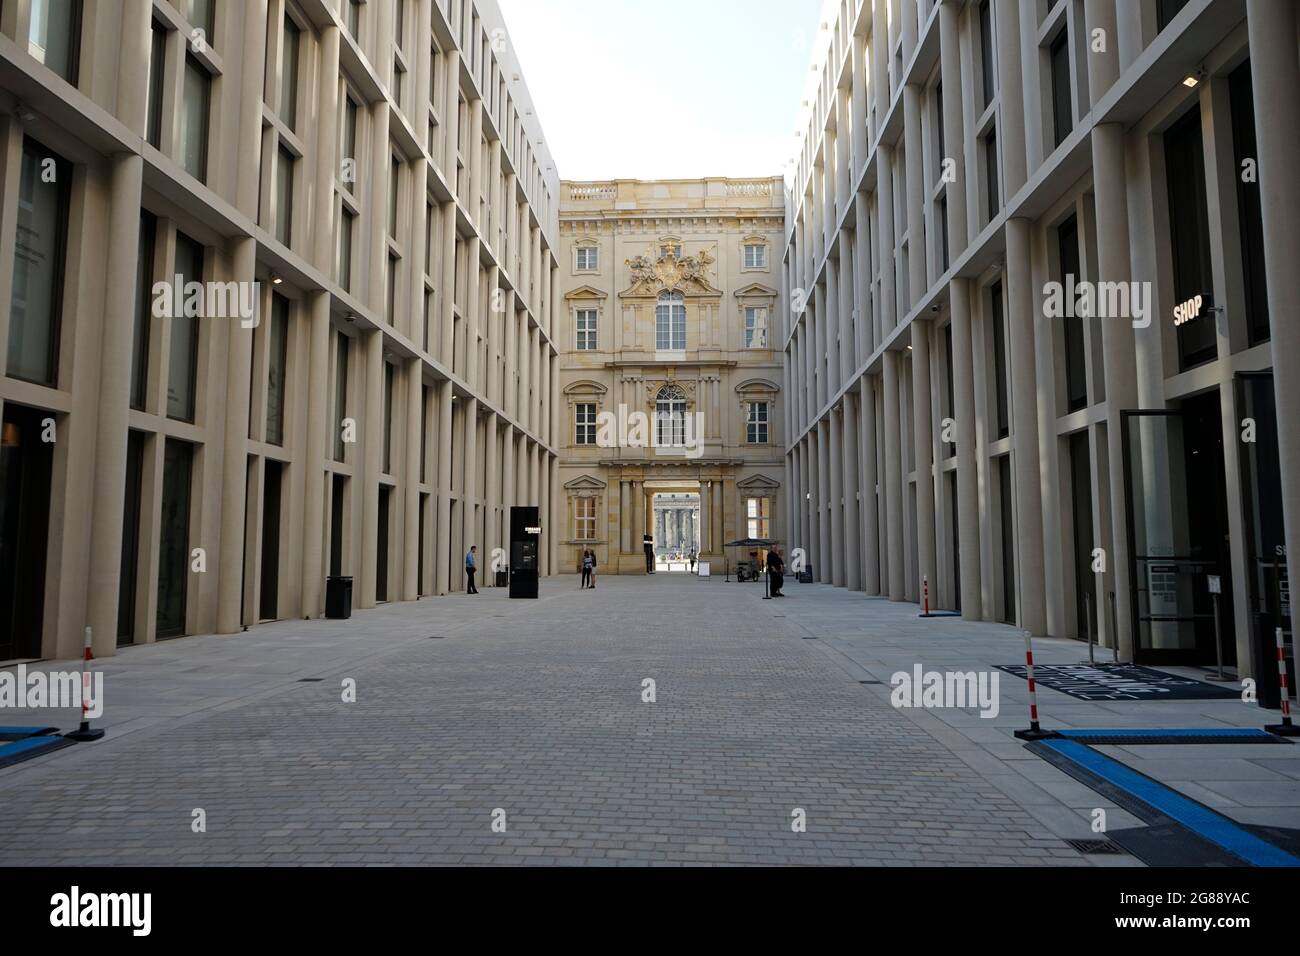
[651,491,700,571]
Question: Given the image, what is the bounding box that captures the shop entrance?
[0,403,52,661]
[1122,391,1234,665]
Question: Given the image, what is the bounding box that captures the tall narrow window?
[342,97,359,193]
[746,401,769,444]
[280,15,300,130]
[576,309,597,350]
[1058,215,1087,411]
[146,20,166,148]
[8,139,71,386]
[131,212,157,410]
[338,207,354,292]
[157,439,194,638]
[266,293,289,445]
[743,243,767,269]
[389,155,401,239]
[575,497,596,540]
[575,403,596,445]
[979,0,995,109]
[944,323,956,460]
[990,281,1009,439]
[655,291,686,351]
[346,0,360,37]
[746,497,770,538]
[333,331,350,461]
[655,385,687,446]
[934,83,945,173]
[576,246,598,271]
[275,145,294,245]
[1230,60,1268,346]
[28,0,81,84]
[167,233,203,421]
[185,0,214,37]
[1049,30,1072,148]
[938,197,950,272]
[383,362,394,473]
[984,128,999,222]
[386,252,399,325]
[180,55,211,182]
[1157,0,1191,31]
[1164,105,1216,369]
[744,306,768,348]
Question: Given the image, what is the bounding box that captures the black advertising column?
[509,506,540,599]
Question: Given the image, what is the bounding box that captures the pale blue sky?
[497,0,827,182]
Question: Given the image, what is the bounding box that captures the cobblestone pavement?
[2,575,1101,866]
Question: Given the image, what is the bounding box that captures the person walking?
[766,546,786,597]
[465,545,479,594]
[581,549,593,589]
[589,550,597,589]
[689,550,696,574]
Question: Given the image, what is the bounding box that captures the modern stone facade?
[0,0,560,660]
[557,178,785,574]
[784,0,1298,676]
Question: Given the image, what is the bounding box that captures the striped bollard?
[67,627,104,742]
[1265,626,1300,737]
[1014,629,1056,740]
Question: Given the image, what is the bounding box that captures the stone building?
[784,0,1297,676]
[0,0,560,659]
[557,178,785,574]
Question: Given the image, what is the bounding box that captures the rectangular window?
[746,497,770,539]
[338,207,354,292]
[342,97,359,192]
[389,155,400,238]
[383,362,394,473]
[275,145,294,245]
[333,331,350,461]
[747,401,769,444]
[1164,105,1216,370]
[944,323,956,459]
[131,212,157,410]
[990,281,1009,439]
[575,497,596,541]
[984,128,999,222]
[576,309,597,350]
[280,15,300,129]
[1049,30,1072,149]
[575,402,596,445]
[979,0,995,109]
[185,0,214,37]
[938,197,950,272]
[744,306,768,348]
[1058,215,1087,411]
[576,246,597,270]
[1157,0,1191,31]
[346,0,360,37]
[157,438,193,638]
[934,83,945,172]
[1230,60,1268,346]
[28,0,81,84]
[167,233,203,421]
[117,430,145,643]
[180,55,211,182]
[8,139,71,387]
[656,295,686,350]
[146,20,166,148]
[744,244,767,269]
[267,293,289,445]
[387,253,399,325]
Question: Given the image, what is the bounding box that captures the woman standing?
[581,549,594,589]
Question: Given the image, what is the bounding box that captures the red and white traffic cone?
[921,576,931,617]
[1266,626,1300,737]
[67,626,104,742]
[1014,629,1056,740]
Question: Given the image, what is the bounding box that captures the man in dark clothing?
[643,535,655,574]
[465,545,479,594]
[766,546,786,597]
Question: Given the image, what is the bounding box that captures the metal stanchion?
[1207,574,1233,681]
[1014,629,1056,740]
[1084,592,1095,665]
[66,627,104,742]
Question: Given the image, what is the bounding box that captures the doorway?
[651,491,700,571]
[1069,431,1097,641]
[259,459,282,621]
[0,404,52,661]
[157,438,193,639]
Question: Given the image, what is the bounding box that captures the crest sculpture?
[622,246,720,296]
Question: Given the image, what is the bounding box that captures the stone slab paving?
[2,573,1291,866]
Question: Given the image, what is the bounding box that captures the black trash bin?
[325,575,353,619]
[798,564,814,584]
[495,568,509,588]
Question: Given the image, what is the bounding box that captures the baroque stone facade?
[557,178,785,574]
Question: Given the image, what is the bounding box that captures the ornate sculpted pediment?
[622,245,721,297]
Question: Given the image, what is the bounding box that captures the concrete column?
[358,329,383,609]
[799,439,812,564]
[301,291,331,618]
[1083,0,1121,107]
[435,382,453,595]
[698,481,710,556]
[853,194,872,360]
[439,201,457,366]
[842,394,862,591]
[1247,0,1300,645]
[860,377,881,594]
[443,51,460,174]
[85,153,144,655]
[216,238,256,633]
[829,406,845,586]
[826,260,841,396]
[938,0,967,259]
[817,420,832,583]
[883,350,905,600]
[312,25,341,273]
[501,422,516,540]
[712,480,724,560]
[1092,123,1140,659]
[813,286,827,410]
[368,104,391,314]
[789,443,801,555]
[484,413,500,580]
[464,237,481,390]
[877,144,897,335]
[235,0,270,218]
[911,321,937,602]
[402,357,421,600]
[1006,218,1046,634]
[903,83,926,307]
[950,279,981,618]
[872,0,891,124]
[994,0,1028,197]
[462,398,480,558]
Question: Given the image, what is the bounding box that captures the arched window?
[655,291,685,351]
[655,384,687,447]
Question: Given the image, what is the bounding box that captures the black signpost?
[509,506,540,599]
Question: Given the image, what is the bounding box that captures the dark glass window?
[1230,60,1268,346]
[131,212,157,410]
[935,83,945,171]
[984,128,999,223]
[117,430,145,644]
[979,1,995,109]
[383,362,394,473]
[938,197,949,272]
[944,323,955,460]
[1058,215,1087,411]
[333,331,350,462]
[8,139,71,387]
[280,15,300,129]
[28,0,81,84]
[157,438,193,638]
[267,293,289,445]
[147,20,166,148]
[1157,0,1191,31]
[990,281,1009,439]
[167,233,203,421]
[180,55,211,182]
[275,145,294,245]
[1050,30,1072,148]
[1164,105,1217,369]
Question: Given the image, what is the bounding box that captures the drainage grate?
[1065,838,1125,855]
[297,678,324,683]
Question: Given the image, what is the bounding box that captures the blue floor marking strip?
[0,735,74,767]
[1058,728,1277,740]
[1041,737,1300,867]
[0,726,58,739]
